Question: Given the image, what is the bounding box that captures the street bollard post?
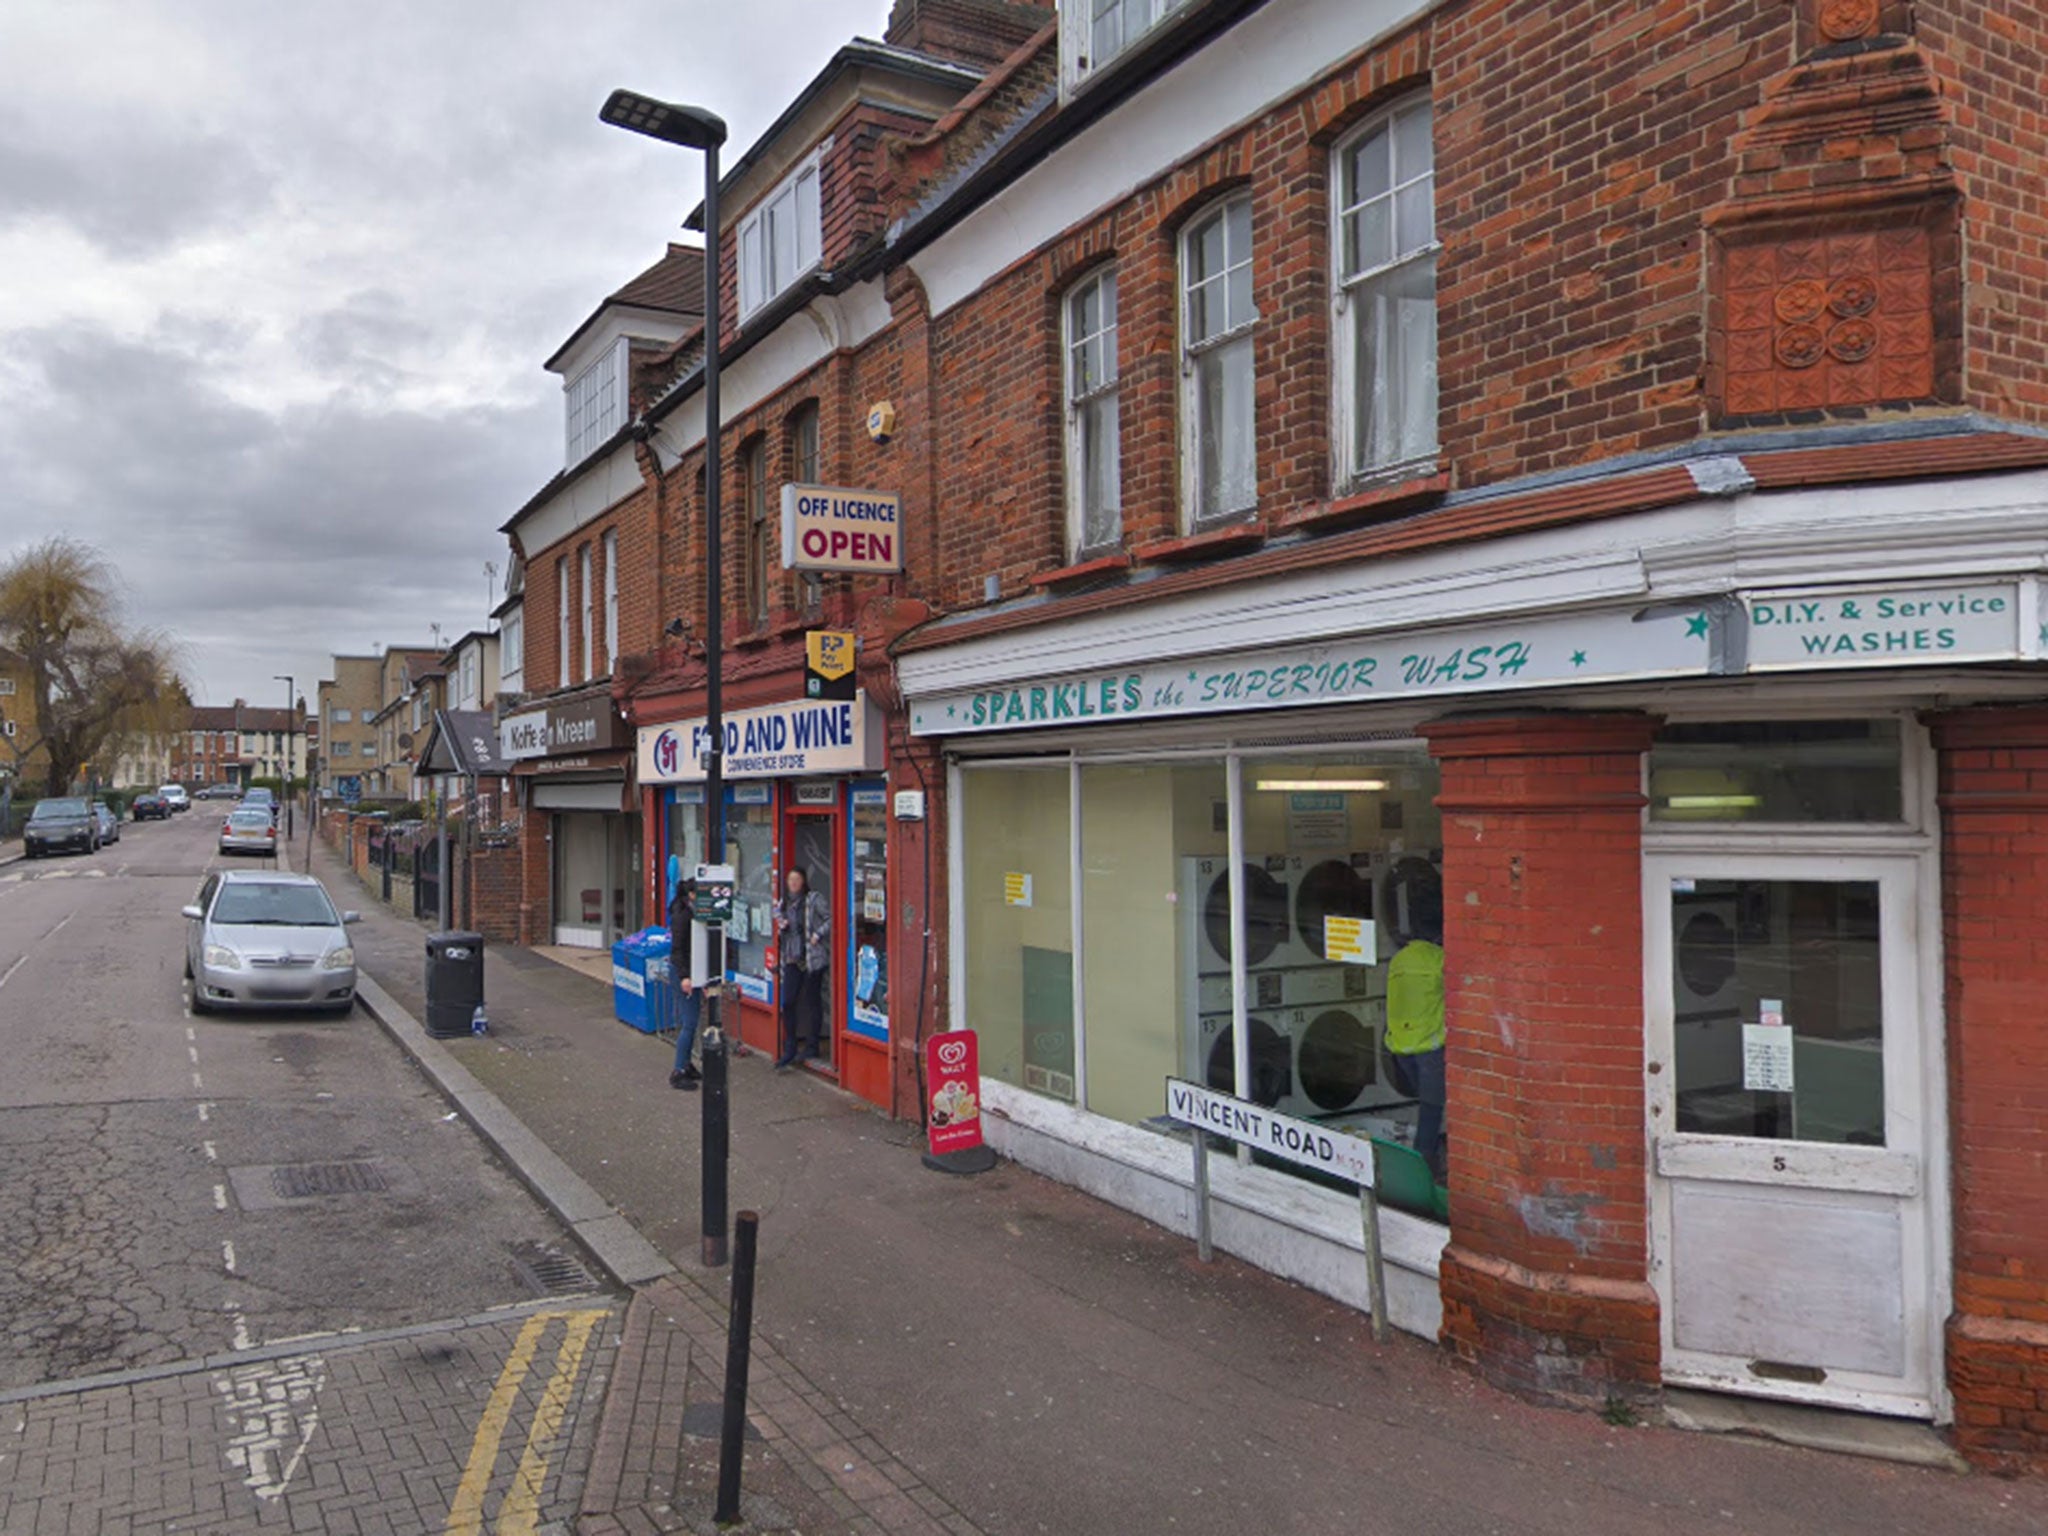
[702,1004,729,1268]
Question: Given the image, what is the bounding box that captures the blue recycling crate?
[611,928,672,1034]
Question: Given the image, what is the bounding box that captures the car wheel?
[188,985,211,1016]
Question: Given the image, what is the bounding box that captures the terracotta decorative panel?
[1718,223,1937,417]
[1816,0,1880,43]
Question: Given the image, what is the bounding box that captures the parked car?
[182,870,359,1014]
[219,807,278,857]
[158,783,191,812]
[93,802,121,844]
[131,793,171,821]
[198,784,240,800]
[240,786,281,827]
[23,798,99,858]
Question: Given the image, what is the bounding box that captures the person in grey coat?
[774,867,830,1069]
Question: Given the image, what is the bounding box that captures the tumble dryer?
[1276,1001,1408,1121]
[1193,1009,1294,1108]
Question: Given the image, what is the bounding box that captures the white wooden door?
[1644,853,1939,1417]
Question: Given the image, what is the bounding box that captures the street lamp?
[600,88,733,1269]
[273,675,296,843]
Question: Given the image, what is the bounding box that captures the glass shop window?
[1232,754,1445,1206]
[724,788,779,1001]
[850,785,891,1039]
[1078,762,1227,1127]
[1649,720,1902,823]
[665,787,706,886]
[961,766,1073,1101]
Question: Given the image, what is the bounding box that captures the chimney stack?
[884,0,1054,72]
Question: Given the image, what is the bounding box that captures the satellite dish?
[398,733,414,750]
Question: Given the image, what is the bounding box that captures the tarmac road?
[0,808,617,1532]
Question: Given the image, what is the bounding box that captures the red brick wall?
[1929,705,2048,1471]
[1918,2,2048,425]
[1421,712,1662,1404]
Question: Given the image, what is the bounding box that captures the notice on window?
[1288,793,1349,852]
[1323,914,1376,966]
[1742,1023,1796,1094]
[1004,872,1033,908]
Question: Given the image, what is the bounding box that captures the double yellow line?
[444,1307,608,1536]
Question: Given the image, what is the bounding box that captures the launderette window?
[961,765,1073,1102]
[1649,720,1902,823]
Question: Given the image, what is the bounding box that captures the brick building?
[517,0,2048,1465]
[171,703,303,790]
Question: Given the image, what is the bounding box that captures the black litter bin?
[425,930,485,1038]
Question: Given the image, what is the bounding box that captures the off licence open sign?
[781,484,903,574]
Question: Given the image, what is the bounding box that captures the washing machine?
[1181,856,1322,977]
[1293,853,1382,963]
[1275,1001,1406,1121]
[1193,1010,1294,1108]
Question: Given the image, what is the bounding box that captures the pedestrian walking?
[774,867,829,1069]
[667,873,703,1090]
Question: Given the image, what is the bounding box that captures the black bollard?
[715,1209,760,1525]
[701,998,730,1269]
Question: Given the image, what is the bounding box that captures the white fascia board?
[908,0,1437,319]
[896,465,2048,698]
[551,306,695,384]
[646,279,894,466]
[512,446,647,561]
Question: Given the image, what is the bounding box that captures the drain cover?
[509,1240,600,1298]
[272,1161,390,1199]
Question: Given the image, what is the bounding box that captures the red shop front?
[635,692,897,1111]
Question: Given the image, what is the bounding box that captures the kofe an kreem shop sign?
[780,484,902,574]
[499,696,625,761]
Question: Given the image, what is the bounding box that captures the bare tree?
[0,538,181,796]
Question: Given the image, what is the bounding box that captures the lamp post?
[273,675,296,843]
[600,89,731,1268]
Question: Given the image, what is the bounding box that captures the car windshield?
[211,883,337,927]
[228,811,272,828]
[244,790,274,802]
[32,799,88,819]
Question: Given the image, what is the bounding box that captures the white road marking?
[198,1102,213,1122]
[213,1352,327,1503]
[203,1140,219,1162]
[192,1071,205,1090]
[229,1306,254,1350]
[0,955,26,991]
[43,912,74,940]
[188,1045,200,1065]
[186,1026,197,1043]
[222,1240,237,1274]
[39,870,72,881]
[213,1184,228,1211]
[82,869,105,878]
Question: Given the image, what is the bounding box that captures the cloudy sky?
[0,0,892,710]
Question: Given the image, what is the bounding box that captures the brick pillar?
[1419,711,1662,1406]
[1928,705,2048,1472]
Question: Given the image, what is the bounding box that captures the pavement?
[307,832,2048,1536]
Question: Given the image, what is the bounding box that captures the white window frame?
[1332,96,1440,487]
[1060,0,1191,97]
[330,707,351,724]
[737,146,825,322]
[564,337,629,467]
[1179,193,1258,527]
[501,609,524,676]
[557,556,571,689]
[579,545,594,683]
[602,530,618,673]
[1063,267,1122,557]
[330,741,351,758]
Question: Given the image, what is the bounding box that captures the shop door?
[1644,853,1939,1417]
[784,794,842,1072]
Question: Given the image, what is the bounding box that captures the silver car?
[219,807,278,856]
[183,871,360,1014]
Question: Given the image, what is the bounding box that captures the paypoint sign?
[780,484,903,574]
